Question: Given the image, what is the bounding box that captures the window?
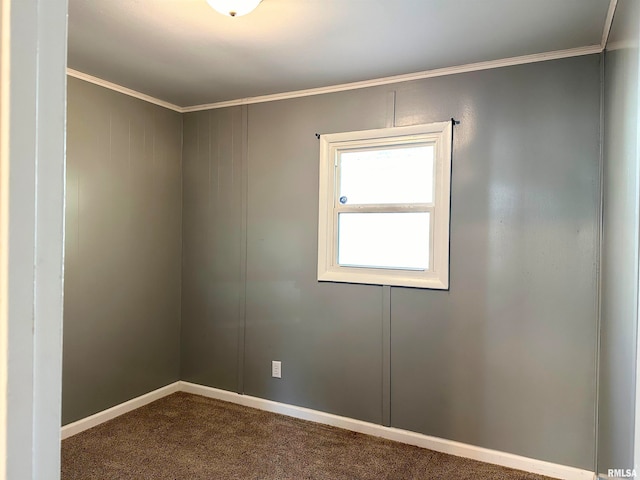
[317,122,452,289]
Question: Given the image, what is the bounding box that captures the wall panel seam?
[236,105,249,395]
[594,50,605,474]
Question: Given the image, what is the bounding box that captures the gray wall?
[181,107,246,392]
[599,0,640,474]
[181,55,601,469]
[63,77,183,425]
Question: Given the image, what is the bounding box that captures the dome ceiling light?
[206,0,263,17]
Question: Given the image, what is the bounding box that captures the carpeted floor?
[61,392,557,480]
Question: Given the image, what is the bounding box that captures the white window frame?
[317,121,452,289]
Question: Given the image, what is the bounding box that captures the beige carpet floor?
[62,392,557,480]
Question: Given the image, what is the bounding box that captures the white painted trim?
[61,380,596,479]
[6,0,67,478]
[317,122,451,290]
[65,68,183,113]
[179,381,594,480]
[67,45,602,114]
[182,45,602,112]
[0,0,10,477]
[635,2,640,471]
[60,382,180,440]
[601,0,618,49]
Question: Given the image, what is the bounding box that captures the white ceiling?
[67,0,612,108]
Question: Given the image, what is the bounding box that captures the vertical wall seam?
[594,50,606,475]
[635,11,640,468]
[216,115,221,201]
[386,90,396,129]
[237,105,249,395]
[382,90,396,427]
[206,111,213,377]
[633,14,640,468]
[212,113,219,330]
[178,111,184,380]
[382,285,391,427]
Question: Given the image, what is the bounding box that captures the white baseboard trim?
[61,382,181,440]
[60,380,594,480]
[180,381,593,480]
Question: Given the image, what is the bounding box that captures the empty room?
[2,0,640,479]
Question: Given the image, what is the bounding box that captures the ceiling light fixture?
[206,0,263,17]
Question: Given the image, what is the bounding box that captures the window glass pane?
[338,212,430,270]
[339,145,434,205]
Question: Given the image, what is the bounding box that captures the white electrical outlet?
[272,360,282,378]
